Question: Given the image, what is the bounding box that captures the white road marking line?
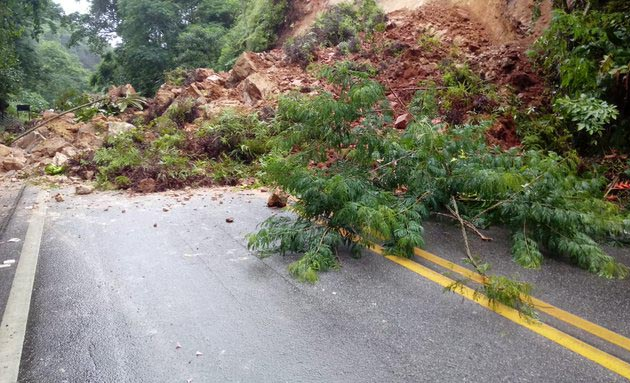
[0,191,48,383]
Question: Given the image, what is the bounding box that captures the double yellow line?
[367,243,630,379]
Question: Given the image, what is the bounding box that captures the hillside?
[2,0,551,180]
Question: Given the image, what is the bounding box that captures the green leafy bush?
[283,0,385,66]
[532,8,630,149]
[89,109,274,191]
[249,63,629,291]
[554,94,619,137]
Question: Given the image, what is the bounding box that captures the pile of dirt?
[144,51,329,127]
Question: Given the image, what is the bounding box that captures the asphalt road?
[1,186,629,382]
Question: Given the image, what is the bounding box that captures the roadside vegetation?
[85,107,274,190]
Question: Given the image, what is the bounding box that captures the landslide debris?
[0,0,551,192]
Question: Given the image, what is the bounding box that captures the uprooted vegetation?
[247,62,629,317]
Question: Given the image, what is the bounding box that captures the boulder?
[394,113,411,130]
[153,87,176,114]
[242,73,275,106]
[229,52,260,85]
[51,152,70,167]
[1,157,26,171]
[137,178,156,193]
[13,131,44,151]
[31,136,68,157]
[206,74,225,85]
[183,83,205,99]
[75,184,95,195]
[107,121,135,137]
[0,144,11,157]
[193,68,217,82]
[75,125,102,149]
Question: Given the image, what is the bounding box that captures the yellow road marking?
[413,247,630,355]
[366,244,630,380]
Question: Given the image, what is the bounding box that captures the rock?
[51,152,69,167]
[192,68,216,82]
[107,84,136,99]
[75,185,95,195]
[183,83,204,99]
[54,193,64,202]
[75,124,102,149]
[229,52,260,85]
[225,217,234,223]
[107,122,135,137]
[394,113,411,129]
[1,156,26,171]
[31,136,68,157]
[138,178,156,193]
[153,87,176,114]
[0,144,11,157]
[84,170,95,180]
[61,146,78,158]
[242,73,275,106]
[206,74,224,85]
[267,192,288,208]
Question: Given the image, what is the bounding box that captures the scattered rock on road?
[267,192,288,208]
[75,185,95,195]
[138,178,157,193]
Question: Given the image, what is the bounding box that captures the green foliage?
[197,108,273,161]
[89,109,273,190]
[44,164,65,176]
[81,0,241,94]
[554,94,619,137]
[32,40,90,104]
[94,131,143,183]
[480,276,537,319]
[516,113,572,153]
[417,32,440,52]
[406,63,497,124]
[174,23,227,69]
[408,82,439,119]
[114,175,132,188]
[532,8,630,149]
[283,0,385,66]
[249,62,629,301]
[10,90,49,112]
[165,98,196,126]
[511,232,543,269]
[164,67,190,86]
[0,0,50,110]
[217,0,287,69]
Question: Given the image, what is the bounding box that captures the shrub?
[283,0,385,66]
[165,97,195,126]
[532,8,630,149]
[554,94,619,138]
[217,0,288,69]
